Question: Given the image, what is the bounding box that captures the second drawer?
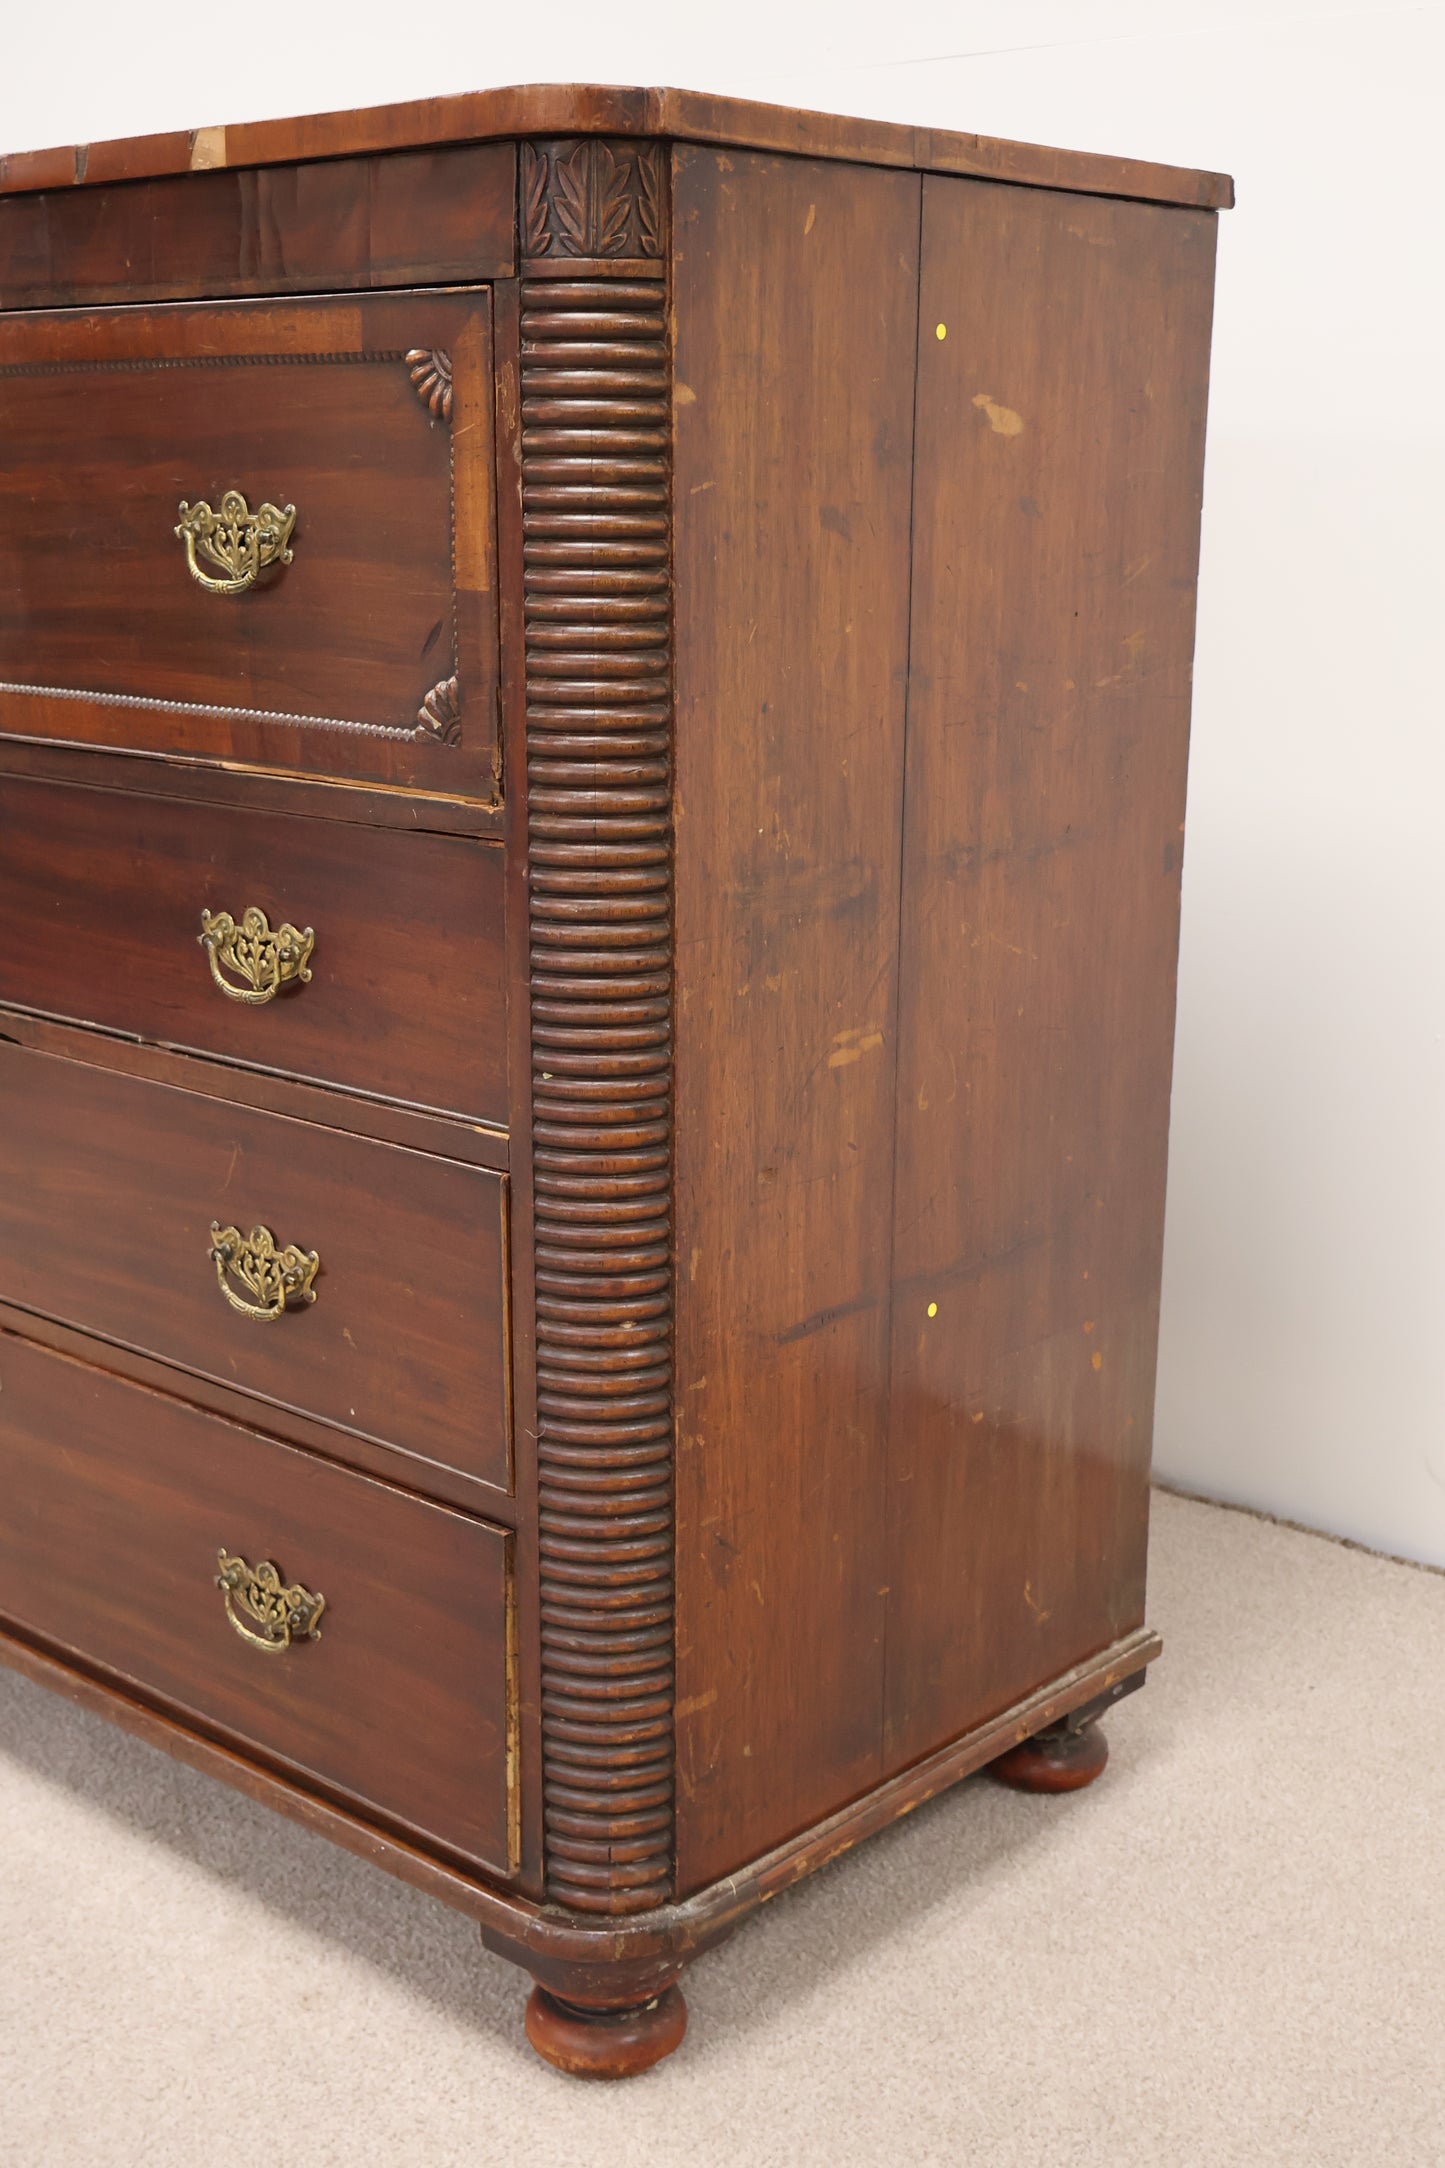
[0,1042,510,1492]
[0,775,508,1123]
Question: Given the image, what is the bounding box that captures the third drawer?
[0,1041,511,1492]
[0,774,507,1123]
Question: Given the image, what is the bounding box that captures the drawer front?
[0,1329,515,1871]
[0,291,497,795]
[0,1044,510,1491]
[0,776,507,1123]
[0,142,516,310]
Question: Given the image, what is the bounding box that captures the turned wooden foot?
[524,1983,688,2079]
[990,1716,1109,1792]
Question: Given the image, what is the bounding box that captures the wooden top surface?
[0,83,1233,212]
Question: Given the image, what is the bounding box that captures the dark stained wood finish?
[0,733,506,838]
[0,774,508,1122]
[518,218,677,1915]
[0,86,1233,212]
[670,146,921,1895]
[0,1591,1156,1988]
[0,1043,511,1492]
[0,1296,514,1524]
[525,1983,687,2078]
[0,92,1230,2068]
[0,1327,516,1870]
[0,1010,508,1173]
[0,291,498,794]
[882,178,1218,1770]
[990,1721,1109,1792]
[0,142,515,310]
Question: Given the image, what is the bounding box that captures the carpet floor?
[0,1490,1440,2166]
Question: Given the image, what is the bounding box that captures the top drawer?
[0,291,498,794]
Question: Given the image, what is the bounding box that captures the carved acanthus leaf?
[416,675,462,746]
[552,141,592,255]
[521,145,551,255]
[636,144,664,258]
[520,138,667,261]
[405,348,452,422]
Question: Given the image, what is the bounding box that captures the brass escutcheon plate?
[209,1222,320,1322]
[199,906,314,1005]
[175,489,296,594]
[216,1550,325,1652]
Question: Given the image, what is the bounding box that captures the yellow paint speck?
[804,203,817,235]
[927,1302,938,1318]
[1092,1351,1103,1372]
[935,322,947,340]
[1083,1320,1095,1334]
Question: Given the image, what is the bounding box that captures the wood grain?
[0,1042,512,1492]
[0,1327,516,1871]
[0,774,508,1122]
[882,177,1218,1769]
[0,86,1233,212]
[669,147,921,1895]
[0,142,515,310]
[0,291,498,796]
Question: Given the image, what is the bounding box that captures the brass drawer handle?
[209,1222,319,1322]
[175,489,296,594]
[216,1550,325,1653]
[199,906,315,1005]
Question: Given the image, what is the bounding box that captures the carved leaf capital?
[520,138,666,261]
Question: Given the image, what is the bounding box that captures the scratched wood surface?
[670,146,921,1894]
[881,177,1219,1767]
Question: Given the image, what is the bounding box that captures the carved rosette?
[521,139,665,261]
[520,175,675,1914]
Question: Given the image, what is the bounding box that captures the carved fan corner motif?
[416,675,462,746]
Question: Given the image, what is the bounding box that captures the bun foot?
[524,1983,688,2079]
[990,1718,1109,1793]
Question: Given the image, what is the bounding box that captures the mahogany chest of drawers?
[0,86,1230,2075]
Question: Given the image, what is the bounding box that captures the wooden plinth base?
[989,1720,1109,1793]
[524,1983,688,2079]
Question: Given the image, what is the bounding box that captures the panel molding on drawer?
[0,1327,518,1875]
[0,774,509,1125]
[0,1043,513,1495]
[0,291,499,796]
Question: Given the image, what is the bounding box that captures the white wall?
[4,2,1443,1562]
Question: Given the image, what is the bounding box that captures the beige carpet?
[0,1490,1441,2166]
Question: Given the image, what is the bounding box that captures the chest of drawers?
[0,86,1230,2076]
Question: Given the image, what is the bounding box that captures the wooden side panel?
[671,148,921,1893]
[884,179,1218,1767]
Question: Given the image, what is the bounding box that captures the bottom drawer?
[0,1329,516,1873]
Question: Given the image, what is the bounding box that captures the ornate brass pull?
[216,1550,325,1653]
[209,1222,319,1322]
[175,490,296,594]
[199,907,314,1005]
